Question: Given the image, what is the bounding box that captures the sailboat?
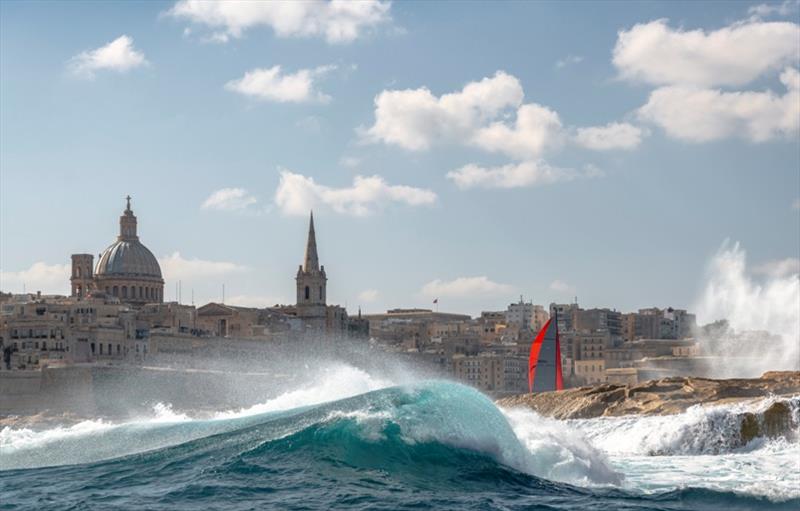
[528,312,564,392]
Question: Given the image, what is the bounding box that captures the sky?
[1,0,799,317]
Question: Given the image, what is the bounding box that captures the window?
[113,286,119,296]
[99,344,103,355]
[108,343,112,355]
[305,286,310,300]
[319,286,323,300]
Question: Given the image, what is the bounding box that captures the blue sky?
[1,0,798,316]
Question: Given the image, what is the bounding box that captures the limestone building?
[70,196,164,306]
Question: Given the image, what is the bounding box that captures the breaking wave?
[1,365,798,509]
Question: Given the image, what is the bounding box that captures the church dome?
[95,240,162,278]
[94,196,163,280]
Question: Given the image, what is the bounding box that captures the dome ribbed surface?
[95,240,162,278]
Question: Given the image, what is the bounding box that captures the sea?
[1,365,798,510]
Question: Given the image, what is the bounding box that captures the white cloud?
[474,103,565,159]
[225,65,335,103]
[613,18,799,87]
[753,257,800,278]
[159,252,248,280]
[549,279,576,294]
[364,71,525,151]
[638,67,800,142]
[201,188,257,211]
[0,262,70,295]
[749,1,798,18]
[364,70,635,160]
[421,276,513,298]
[556,55,583,69]
[274,169,437,216]
[574,122,644,150]
[68,35,148,78]
[357,289,379,302]
[447,161,601,190]
[168,0,391,44]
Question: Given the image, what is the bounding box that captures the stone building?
[452,352,527,395]
[0,294,148,370]
[70,196,164,306]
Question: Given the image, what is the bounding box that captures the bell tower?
[296,211,327,307]
[70,254,94,298]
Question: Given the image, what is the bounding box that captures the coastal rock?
[496,371,800,419]
[498,372,800,448]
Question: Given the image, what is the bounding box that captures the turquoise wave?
[1,381,798,510]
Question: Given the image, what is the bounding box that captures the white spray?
[694,241,799,377]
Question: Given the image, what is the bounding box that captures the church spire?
[303,211,320,272]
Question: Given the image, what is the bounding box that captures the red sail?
[528,317,564,393]
[555,329,564,390]
[528,319,549,393]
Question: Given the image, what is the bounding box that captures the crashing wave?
[570,395,799,456]
[0,376,619,486]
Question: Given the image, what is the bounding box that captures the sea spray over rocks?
[569,396,799,456]
[695,241,800,377]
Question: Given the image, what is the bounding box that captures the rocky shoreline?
[497,371,800,418]
[497,371,800,446]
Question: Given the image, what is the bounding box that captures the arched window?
[122,286,127,298]
[113,286,118,296]
[139,287,143,299]
[304,286,310,300]
[145,287,150,299]
[76,267,81,278]
[319,286,323,300]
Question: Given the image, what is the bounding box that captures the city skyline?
[1,1,799,317]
